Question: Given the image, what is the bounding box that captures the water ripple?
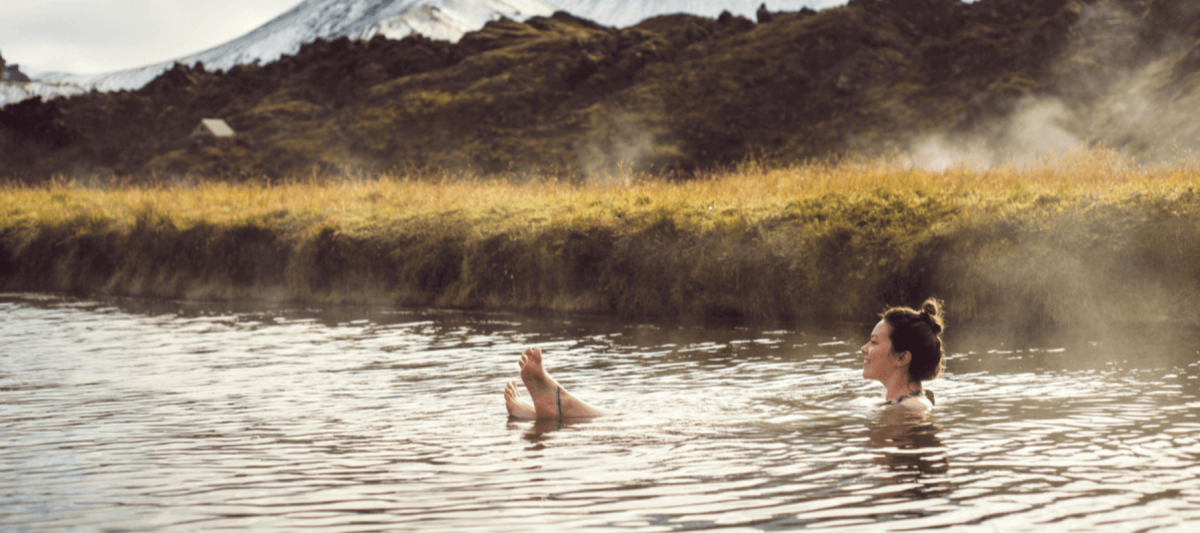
[1,294,1199,531]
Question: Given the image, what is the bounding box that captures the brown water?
[2,293,1198,532]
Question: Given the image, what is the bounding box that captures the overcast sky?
[2,0,302,75]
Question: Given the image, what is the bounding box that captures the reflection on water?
[869,414,950,481]
[1,293,1199,532]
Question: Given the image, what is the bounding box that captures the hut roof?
[192,118,235,138]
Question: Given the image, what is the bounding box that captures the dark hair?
[882,298,945,382]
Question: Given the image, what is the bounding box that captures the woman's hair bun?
[921,298,944,335]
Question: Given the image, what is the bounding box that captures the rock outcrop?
[0,51,31,83]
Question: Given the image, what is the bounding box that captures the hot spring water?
[2,293,1197,531]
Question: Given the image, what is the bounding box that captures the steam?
[907,98,1084,171]
[894,1,1200,329]
[574,110,664,186]
[906,0,1200,171]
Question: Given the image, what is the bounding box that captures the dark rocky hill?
[2,0,1197,182]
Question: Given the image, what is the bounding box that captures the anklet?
[556,386,563,420]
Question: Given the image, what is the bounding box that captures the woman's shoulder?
[881,390,934,411]
[893,393,934,411]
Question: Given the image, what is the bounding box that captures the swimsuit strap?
[881,389,925,406]
[556,386,563,420]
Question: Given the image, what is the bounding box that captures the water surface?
[2,294,1198,532]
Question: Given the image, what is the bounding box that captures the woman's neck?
[883,376,922,402]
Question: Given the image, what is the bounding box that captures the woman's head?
[880,298,945,383]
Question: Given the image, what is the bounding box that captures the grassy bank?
[3,149,1200,329]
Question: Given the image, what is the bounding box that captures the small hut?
[191,118,236,139]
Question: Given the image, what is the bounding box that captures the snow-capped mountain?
[31,0,557,95]
[1,0,843,107]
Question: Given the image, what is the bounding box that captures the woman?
[504,298,945,418]
[861,298,944,410]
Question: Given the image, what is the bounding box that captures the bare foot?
[517,347,610,419]
[504,380,537,419]
[518,347,561,418]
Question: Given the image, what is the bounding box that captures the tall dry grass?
[3,147,1199,327]
[4,147,1193,228]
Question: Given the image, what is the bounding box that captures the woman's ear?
[894,351,912,366]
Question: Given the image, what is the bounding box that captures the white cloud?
[1,0,301,74]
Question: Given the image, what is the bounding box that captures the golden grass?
[5,147,1195,230]
[3,147,1200,325]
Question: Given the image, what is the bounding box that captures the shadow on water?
[507,416,600,445]
[868,411,951,497]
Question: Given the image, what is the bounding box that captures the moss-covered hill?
[1,0,1196,182]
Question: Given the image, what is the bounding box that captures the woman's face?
[861,319,897,382]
